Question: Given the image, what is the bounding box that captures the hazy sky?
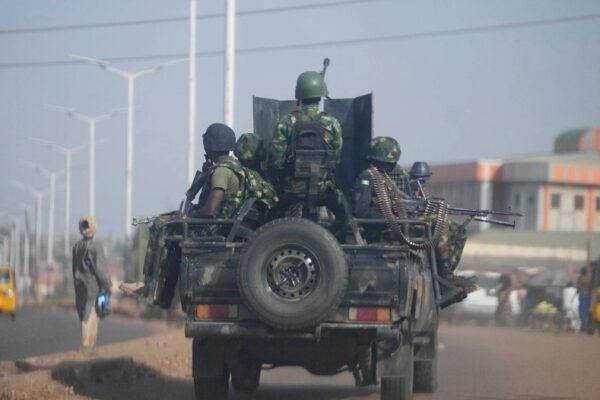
[1,0,599,237]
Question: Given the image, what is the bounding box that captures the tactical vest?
[200,160,278,218]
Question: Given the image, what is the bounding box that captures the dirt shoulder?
[0,328,193,400]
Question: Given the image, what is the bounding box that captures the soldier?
[409,161,432,198]
[266,68,344,229]
[234,132,265,176]
[353,136,476,293]
[121,124,277,298]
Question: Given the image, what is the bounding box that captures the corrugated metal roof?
[555,128,587,143]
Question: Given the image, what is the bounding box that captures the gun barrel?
[473,216,516,228]
[448,206,522,217]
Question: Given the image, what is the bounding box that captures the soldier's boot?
[437,261,478,308]
[119,281,147,298]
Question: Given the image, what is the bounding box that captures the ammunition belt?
[370,166,448,250]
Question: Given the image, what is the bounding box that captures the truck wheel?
[238,218,348,331]
[414,326,438,393]
[380,331,414,400]
[413,358,437,393]
[381,376,413,400]
[192,339,229,400]
[194,371,229,400]
[230,362,261,392]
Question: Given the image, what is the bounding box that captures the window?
[528,195,535,206]
[514,194,521,209]
[551,193,561,209]
[574,195,584,211]
[596,196,600,211]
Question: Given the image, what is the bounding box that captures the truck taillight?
[348,307,391,322]
[195,304,238,320]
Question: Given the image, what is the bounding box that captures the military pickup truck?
[141,95,454,400]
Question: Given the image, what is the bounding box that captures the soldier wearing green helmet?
[234,132,264,174]
[353,136,476,293]
[267,60,344,233]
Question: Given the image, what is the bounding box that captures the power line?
[0,13,598,70]
[0,0,382,35]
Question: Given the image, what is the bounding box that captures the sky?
[0,0,599,237]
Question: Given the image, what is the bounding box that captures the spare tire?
[238,218,348,331]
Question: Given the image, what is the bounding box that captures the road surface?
[0,307,156,361]
[2,323,599,399]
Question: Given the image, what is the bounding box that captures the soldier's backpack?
[289,115,337,213]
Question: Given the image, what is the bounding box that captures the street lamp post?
[224,0,236,128]
[1,236,8,265]
[21,162,62,267]
[68,54,185,237]
[30,137,84,264]
[12,181,46,271]
[45,105,121,217]
[188,0,197,185]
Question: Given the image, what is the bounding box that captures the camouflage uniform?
[268,103,343,197]
[353,137,459,270]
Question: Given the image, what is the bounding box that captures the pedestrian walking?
[577,266,591,333]
[495,274,513,326]
[72,216,112,352]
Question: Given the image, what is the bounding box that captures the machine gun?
[400,198,522,228]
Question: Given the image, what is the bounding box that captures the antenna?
[321,58,330,77]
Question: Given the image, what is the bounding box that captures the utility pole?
[12,218,20,277]
[18,203,33,294]
[224,0,236,128]
[69,54,185,237]
[45,105,121,217]
[30,137,84,264]
[21,161,62,267]
[188,0,198,185]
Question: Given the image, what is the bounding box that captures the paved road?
[231,324,600,400]
[0,307,156,361]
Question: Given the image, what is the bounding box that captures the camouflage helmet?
[295,71,328,101]
[367,136,401,164]
[203,123,236,152]
[409,161,432,179]
[234,133,264,161]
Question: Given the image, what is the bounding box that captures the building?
[427,128,600,233]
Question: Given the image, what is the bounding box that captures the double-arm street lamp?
[68,54,185,237]
[29,137,84,263]
[44,105,122,217]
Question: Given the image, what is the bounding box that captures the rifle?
[400,198,522,228]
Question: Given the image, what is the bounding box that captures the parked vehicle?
[0,266,17,320]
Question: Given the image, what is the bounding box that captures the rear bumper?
[185,320,401,342]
